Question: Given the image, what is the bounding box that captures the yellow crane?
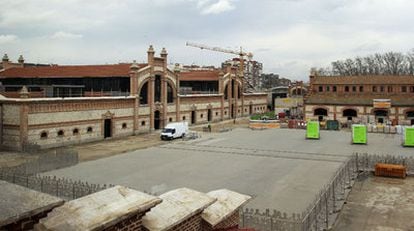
[185,41,254,90]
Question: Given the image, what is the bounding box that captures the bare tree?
[318,49,414,76]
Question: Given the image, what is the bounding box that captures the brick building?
[0,46,267,151]
[304,72,414,126]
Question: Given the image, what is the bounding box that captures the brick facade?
[0,46,267,151]
[305,74,414,125]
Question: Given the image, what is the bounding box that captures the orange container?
[375,163,406,179]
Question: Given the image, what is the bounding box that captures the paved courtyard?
[44,128,413,213]
[334,175,414,230]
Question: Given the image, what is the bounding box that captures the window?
[245,109,247,112]
[345,86,349,92]
[410,86,414,92]
[402,86,407,92]
[388,86,393,92]
[40,131,48,139]
[224,111,227,115]
[326,86,330,92]
[200,114,203,118]
[141,121,146,126]
[352,86,356,92]
[359,86,363,92]
[215,112,218,116]
[333,86,337,92]
[182,116,186,120]
[122,123,127,129]
[380,86,384,92]
[87,127,93,133]
[318,86,323,92]
[73,128,79,135]
[372,86,377,92]
[169,118,173,122]
[57,130,64,137]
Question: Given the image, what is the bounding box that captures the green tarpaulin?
[352,125,367,144]
[404,127,414,147]
[306,121,320,139]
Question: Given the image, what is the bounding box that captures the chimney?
[2,54,9,70]
[147,45,155,66]
[160,48,168,66]
[18,55,24,66]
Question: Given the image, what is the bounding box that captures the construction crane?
[185,42,255,90]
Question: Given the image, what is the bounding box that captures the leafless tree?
[319,49,414,76]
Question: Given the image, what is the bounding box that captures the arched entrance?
[374,109,388,124]
[406,111,414,125]
[343,109,357,121]
[154,110,161,130]
[249,104,253,115]
[314,108,328,121]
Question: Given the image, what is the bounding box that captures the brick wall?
[201,210,240,231]
[2,209,53,231]
[103,212,146,231]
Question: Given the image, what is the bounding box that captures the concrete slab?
[334,175,414,231]
[0,180,64,226]
[43,128,412,213]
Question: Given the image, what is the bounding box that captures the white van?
[160,122,189,140]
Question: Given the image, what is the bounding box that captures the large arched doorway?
[314,108,328,121]
[406,111,414,125]
[154,110,161,130]
[343,109,357,121]
[374,109,388,124]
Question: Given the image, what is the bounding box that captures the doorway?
[231,104,234,118]
[249,104,253,115]
[207,109,212,122]
[154,110,161,130]
[104,119,112,138]
[191,111,196,124]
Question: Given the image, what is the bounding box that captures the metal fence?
[1,152,412,230]
[0,170,113,201]
[240,155,357,231]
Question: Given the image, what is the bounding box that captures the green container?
[326,120,339,130]
[306,121,320,139]
[403,127,414,147]
[352,124,367,144]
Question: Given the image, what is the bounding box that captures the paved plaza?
[44,128,413,213]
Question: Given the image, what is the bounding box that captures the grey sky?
[1,0,414,81]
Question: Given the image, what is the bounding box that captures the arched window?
[57,130,64,137]
[73,128,79,135]
[139,82,148,104]
[167,83,174,103]
[224,85,228,100]
[122,123,127,129]
[87,127,93,133]
[40,131,48,139]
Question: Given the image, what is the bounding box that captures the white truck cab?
[160,122,189,140]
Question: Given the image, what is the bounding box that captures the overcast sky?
[1,0,414,81]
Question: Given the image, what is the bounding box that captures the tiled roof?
[312,75,414,85]
[305,94,414,106]
[179,70,220,81]
[0,63,147,79]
